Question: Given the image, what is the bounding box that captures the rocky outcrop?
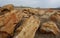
[0,4,60,38]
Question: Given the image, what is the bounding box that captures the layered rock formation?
[0,4,60,38]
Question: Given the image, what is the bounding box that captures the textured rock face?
[50,13,60,23]
[40,21,60,35]
[14,16,40,38]
[2,4,14,10]
[0,9,24,38]
[0,4,60,38]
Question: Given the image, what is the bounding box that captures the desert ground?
[0,4,60,38]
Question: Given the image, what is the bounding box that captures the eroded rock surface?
[0,4,60,38]
[40,21,60,35]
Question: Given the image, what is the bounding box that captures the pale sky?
[0,0,60,8]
